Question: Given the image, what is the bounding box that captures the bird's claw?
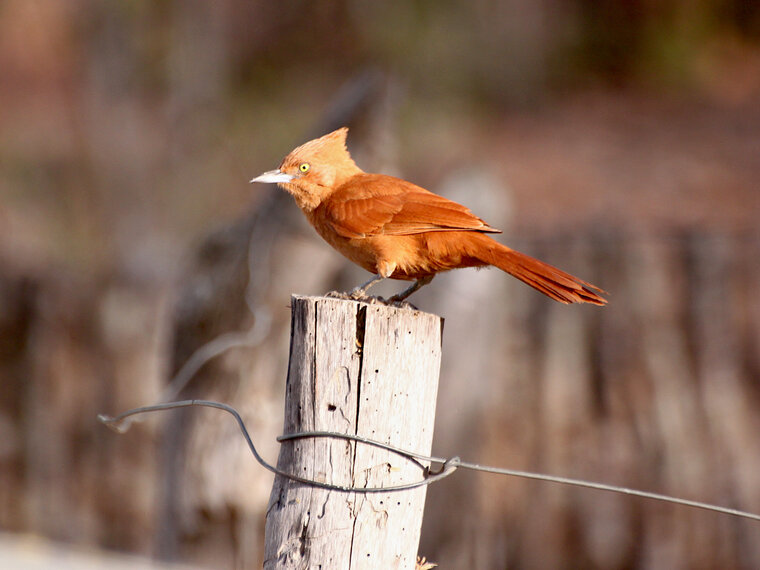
[326,290,371,301]
[325,290,376,302]
[349,290,369,301]
[323,291,416,309]
[387,297,419,310]
[325,290,352,300]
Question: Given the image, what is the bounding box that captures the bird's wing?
[321,174,501,238]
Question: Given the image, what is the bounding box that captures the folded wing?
[321,174,501,238]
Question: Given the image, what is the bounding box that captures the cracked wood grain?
[264,295,442,570]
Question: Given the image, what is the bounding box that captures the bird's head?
[250,127,362,212]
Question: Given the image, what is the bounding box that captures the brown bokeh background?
[1,1,760,568]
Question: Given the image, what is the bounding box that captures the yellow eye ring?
[299,163,310,173]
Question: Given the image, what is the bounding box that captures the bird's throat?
[281,182,323,212]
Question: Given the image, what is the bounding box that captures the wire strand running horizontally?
[98,399,760,522]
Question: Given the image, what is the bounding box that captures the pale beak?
[250,169,295,184]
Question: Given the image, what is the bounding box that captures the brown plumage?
[251,128,606,305]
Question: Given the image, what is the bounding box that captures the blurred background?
[1,1,760,568]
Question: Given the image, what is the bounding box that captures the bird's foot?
[349,290,370,301]
[385,295,420,310]
[328,287,371,301]
[325,290,382,303]
[325,290,353,300]
[323,291,415,309]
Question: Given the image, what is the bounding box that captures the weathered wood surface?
[264,295,443,569]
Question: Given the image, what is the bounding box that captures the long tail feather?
[473,235,607,305]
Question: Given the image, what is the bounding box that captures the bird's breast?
[306,212,489,280]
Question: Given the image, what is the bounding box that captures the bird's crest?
[283,127,355,171]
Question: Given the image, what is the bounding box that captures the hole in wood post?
[354,304,368,429]
[355,305,367,349]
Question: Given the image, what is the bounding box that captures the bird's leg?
[389,275,434,303]
[349,274,386,299]
[326,274,386,300]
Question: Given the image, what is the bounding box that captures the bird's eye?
[299,163,310,173]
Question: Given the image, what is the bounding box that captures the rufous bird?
[251,128,606,305]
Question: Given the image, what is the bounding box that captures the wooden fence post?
[263,295,443,569]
